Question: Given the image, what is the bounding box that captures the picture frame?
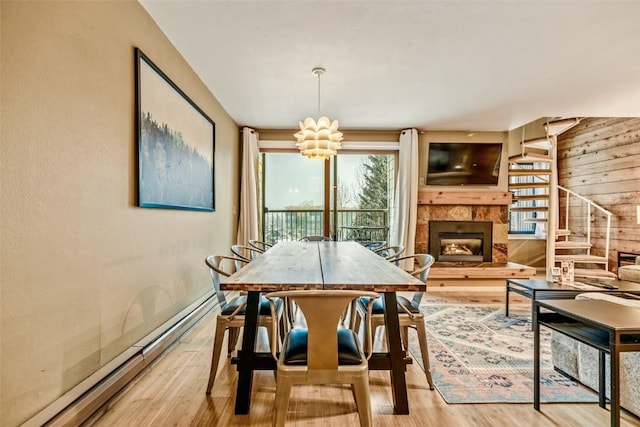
[135,48,215,211]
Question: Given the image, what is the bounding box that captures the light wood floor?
[88,293,640,426]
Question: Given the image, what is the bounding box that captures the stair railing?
[557,184,613,269]
[509,117,610,277]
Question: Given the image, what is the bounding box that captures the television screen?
[426,142,502,186]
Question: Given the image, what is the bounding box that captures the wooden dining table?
[221,240,426,415]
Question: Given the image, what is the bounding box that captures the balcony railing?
[263,208,388,245]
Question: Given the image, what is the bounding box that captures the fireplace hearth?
[429,221,493,262]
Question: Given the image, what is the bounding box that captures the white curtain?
[236,127,260,245]
[391,128,419,270]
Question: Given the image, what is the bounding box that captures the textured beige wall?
[0,1,239,425]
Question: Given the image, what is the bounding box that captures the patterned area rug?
[408,293,599,404]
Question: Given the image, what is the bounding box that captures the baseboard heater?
[23,292,218,427]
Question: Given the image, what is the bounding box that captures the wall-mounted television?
[426,142,503,186]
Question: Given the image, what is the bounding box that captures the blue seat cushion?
[282,328,363,366]
[357,295,420,314]
[221,295,281,316]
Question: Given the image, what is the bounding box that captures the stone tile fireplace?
[429,220,493,262]
[415,191,510,263]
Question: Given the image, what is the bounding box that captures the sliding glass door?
[262,153,325,242]
[331,154,395,245]
[262,152,395,245]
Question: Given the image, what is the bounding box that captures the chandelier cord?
[316,70,321,116]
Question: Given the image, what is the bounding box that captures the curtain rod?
[249,128,405,135]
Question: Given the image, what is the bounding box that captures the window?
[332,154,395,244]
[262,153,325,242]
[261,152,396,244]
[508,163,547,234]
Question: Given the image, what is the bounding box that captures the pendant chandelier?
[294,67,343,160]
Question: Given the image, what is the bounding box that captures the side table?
[533,299,640,426]
[506,278,640,322]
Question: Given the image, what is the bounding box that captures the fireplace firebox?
[429,221,493,262]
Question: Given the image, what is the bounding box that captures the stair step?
[544,118,581,136]
[511,206,549,213]
[555,241,592,250]
[524,218,547,223]
[509,182,550,189]
[508,168,552,176]
[508,152,553,163]
[573,268,617,280]
[522,137,553,149]
[512,194,550,202]
[555,254,608,264]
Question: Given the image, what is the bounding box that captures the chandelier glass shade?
[294,116,343,160]
[294,67,343,160]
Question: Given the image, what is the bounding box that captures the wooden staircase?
[508,118,616,279]
[553,185,614,278]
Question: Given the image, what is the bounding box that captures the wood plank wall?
[557,117,640,271]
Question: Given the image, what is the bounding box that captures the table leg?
[611,339,620,427]
[382,291,409,414]
[234,291,260,414]
[530,290,536,324]
[533,302,541,411]
[599,351,606,408]
[505,280,510,317]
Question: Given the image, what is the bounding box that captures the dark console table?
[533,299,640,426]
[506,278,640,321]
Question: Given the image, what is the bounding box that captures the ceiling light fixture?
[294,67,343,160]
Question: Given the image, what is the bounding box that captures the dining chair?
[338,244,404,327]
[265,290,379,427]
[364,240,386,250]
[239,241,297,329]
[231,244,264,261]
[299,235,330,241]
[338,244,402,326]
[350,253,436,390]
[373,244,405,262]
[204,255,284,393]
[248,239,273,252]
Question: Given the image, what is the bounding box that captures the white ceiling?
[140,0,640,132]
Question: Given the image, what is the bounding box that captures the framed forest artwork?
[135,48,215,211]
